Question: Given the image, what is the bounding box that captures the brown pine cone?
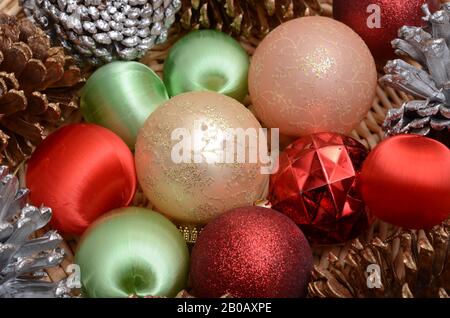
[0,13,82,167]
[178,0,324,38]
[308,220,450,298]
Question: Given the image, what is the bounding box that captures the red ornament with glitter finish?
[190,206,313,298]
[268,132,371,245]
[333,0,440,60]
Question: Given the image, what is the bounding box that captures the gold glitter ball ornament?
[135,91,269,225]
[249,16,377,137]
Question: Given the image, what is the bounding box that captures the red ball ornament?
[190,206,313,298]
[333,0,440,60]
[360,135,450,229]
[269,132,371,245]
[26,124,136,235]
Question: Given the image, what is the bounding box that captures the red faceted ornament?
[190,206,313,298]
[269,132,371,245]
[360,135,450,229]
[333,0,440,60]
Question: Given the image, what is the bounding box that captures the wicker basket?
[1,0,445,297]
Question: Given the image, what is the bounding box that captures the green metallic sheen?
[75,207,189,298]
[163,30,249,102]
[80,61,169,149]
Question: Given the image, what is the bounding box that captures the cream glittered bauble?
[249,16,377,137]
[135,91,269,225]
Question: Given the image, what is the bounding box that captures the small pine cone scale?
[308,221,450,298]
[178,0,323,38]
[0,14,82,168]
[380,3,450,147]
[21,0,182,66]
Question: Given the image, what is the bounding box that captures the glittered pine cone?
[21,0,182,66]
[178,0,324,38]
[0,13,82,167]
[308,220,450,298]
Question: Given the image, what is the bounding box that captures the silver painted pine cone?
[0,166,71,298]
[20,0,182,66]
[380,3,450,147]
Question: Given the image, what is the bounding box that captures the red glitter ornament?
[333,0,440,60]
[26,124,137,235]
[360,135,450,229]
[190,206,313,298]
[269,132,371,245]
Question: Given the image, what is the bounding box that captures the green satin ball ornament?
[80,61,169,149]
[75,207,189,298]
[163,30,249,102]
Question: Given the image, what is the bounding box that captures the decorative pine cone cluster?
[381,3,450,147]
[21,0,182,66]
[178,0,323,38]
[0,13,81,167]
[308,220,450,298]
[0,166,71,298]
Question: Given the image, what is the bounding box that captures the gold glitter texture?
[135,91,269,225]
[302,47,337,79]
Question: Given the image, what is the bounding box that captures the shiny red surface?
[269,132,371,245]
[190,206,313,298]
[26,124,136,235]
[333,0,439,60]
[361,135,450,229]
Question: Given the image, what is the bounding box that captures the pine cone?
[0,166,72,298]
[21,0,182,66]
[177,0,323,38]
[0,13,82,167]
[380,3,450,147]
[308,220,450,298]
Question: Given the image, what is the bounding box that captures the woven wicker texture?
[1,0,444,295]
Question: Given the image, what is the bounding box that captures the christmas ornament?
[177,0,323,38]
[26,124,136,235]
[21,0,182,66]
[309,220,450,298]
[380,3,450,147]
[164,30,249,102]
[75,207,189,298]
[81,61,168,148]
[129,289,230,298]
[0,166,71,298]
[249,16,377,137]
[135,91,268,225]
[333,0,439,61]
[0,13,82,167]
[190,206,313,298]
[360,135,450,229]
[269,132,371,245]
